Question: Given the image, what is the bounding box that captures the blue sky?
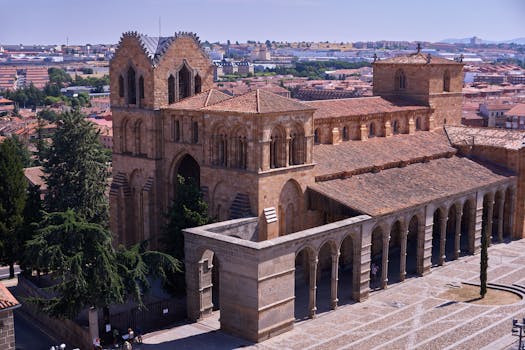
[1,0,523,44]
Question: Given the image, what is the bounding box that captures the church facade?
[109,32,522,342]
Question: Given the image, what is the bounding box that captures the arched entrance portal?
[406,216,419,276]
[176,154,201,188]
[294,247,314,321]
[388,221,402,285]
[338,235,354,305]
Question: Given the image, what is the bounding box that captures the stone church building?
[109,32,524,342]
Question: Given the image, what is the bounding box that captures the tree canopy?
[43,110,109,225]
[0,137,28,277]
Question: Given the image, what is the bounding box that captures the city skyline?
[1,0,524,45]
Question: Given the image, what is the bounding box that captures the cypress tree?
[0,138,27,278]
[480,229,488,298]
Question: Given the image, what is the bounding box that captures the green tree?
[162,175,210,261]
[34,117,50,166]
[48,67,72,87]
[18,184,43,272]
[43,110,109,225]
[25,210,180,319]
[0,138,28,278]
[9,135,32,167]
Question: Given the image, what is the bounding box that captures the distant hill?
[439,37,525,45]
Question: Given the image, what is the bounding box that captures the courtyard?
[140,238,525,349]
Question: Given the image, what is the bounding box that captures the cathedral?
[109,32,524,342]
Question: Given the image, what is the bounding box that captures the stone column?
[509,187,517,239]
[408,117,415,134]
[331,252,340,309]
[400,228,408,282]
[285,136,291,167]
[421,215,433,276]
[497,192,505,242]
[454,205,463,260]
[439,214,447,266]
[473,195,484,254]
[384,120,392,137]
[360,123,368,141]
[381,235,389,289]
[484,193,495,246]
[308,257,318,318]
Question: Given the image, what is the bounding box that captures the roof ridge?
[204,89,213,107]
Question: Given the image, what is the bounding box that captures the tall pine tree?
[43,110,109,225]
[0,138,27,278]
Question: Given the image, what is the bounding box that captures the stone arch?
[168,74,175,104]
[370,224,385,289]
[314,128,320,144]
[461,198,475,255]
[195,73,202,94]
[415,117,422,131]
[127,66,136,105]
[342,126,349,141]
[134,119,146,156]
[388,220,403,285]
[338,233,357,304]
[294,246,316,321]
[138,75,144,101]
[368,121,377,138]
[431,206,446,267]
[395,68,407,90]
[289,122,306,165]
[178,61,193,100]
[406,215,420,276]
[121,118,131,153]
[445,203,458,261]
[197,248,221,314]
[503,187,514,239]
[392,119,400,134]
[278,179,303,235]
[168,152,201,205]
[118,75,124,98]
[129,169,146,243]
[270,125,286,168]
[211,123,229,167]
[231,125,248,169]
[317,240,338,314]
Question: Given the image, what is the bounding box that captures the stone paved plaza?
[140,239,525,350]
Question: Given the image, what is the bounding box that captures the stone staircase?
[230,193,252,219]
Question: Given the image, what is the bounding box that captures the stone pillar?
[484,193,495,246]
[474,194,484,254]
[285,136,290,167]
[305,136,313,164]
[509,187,517,239]
[331,127,341,144]
[331,252,340,309]
[308,257,318,318]
[381,235,389,289]
[360,123,368,141]
[408,117,415,134]
[400,228,407,282]
[428,115,435,130]
[497,192,505,242]
[439,215,447,266]
[384,120,392,137]
[261,140,271,171]
[454,205,463,260]
[88,307,99,345]
[421,214,433,276]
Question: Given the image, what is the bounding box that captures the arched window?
[179,64,191,100]
[195,74,202,94]
[168,75,175,104]
[395,69,406,90]
[314,128,320,144]
[236,136,247,169]
[138,76,144,99]
[369,122,376,137]
[415,117,422,131]
[192,121,199,143]
[135,120,145,156]
[127,67,136,104]
[392,120,400,134]
[173,119,180,142]
[443,70,450,92]
[118,75,124,98]
[218,134,227,166]
[342,126,349,141]
[289,126,305,166]
[270,127,286,169]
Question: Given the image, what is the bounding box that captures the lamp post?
[512,318,525,349]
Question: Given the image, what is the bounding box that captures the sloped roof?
[306,96,429,119]
[203,89,314,114]
[0,283,20,311]
[507,103,525,117]
[117,31,205,66]
[445,125,525,150]
[313,131,454,178]
[374,52,461,65]
[309,156,513,217]
[172,89,232,110]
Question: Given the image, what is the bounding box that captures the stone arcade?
[109,32,523,342]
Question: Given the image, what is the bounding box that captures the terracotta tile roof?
[309,156,513,217]
[374,52,461,65]
[0,98,13,104]
[171,89,232,110]
[306,96,429,119]
[482,104,513,111]
[0,283,20,311]
[203,89,314,114]
[24,166,47,190]
[313,132,454,178]
[507,104,525,117]
[445,125,525,150]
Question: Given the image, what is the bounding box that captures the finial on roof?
[426,53,431,64]
[417,42,421,53]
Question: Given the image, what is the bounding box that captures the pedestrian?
[371,263,379,287]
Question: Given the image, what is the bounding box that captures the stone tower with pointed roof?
[373,45,464,127]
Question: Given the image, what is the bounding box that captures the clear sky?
[1,0,523,45]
